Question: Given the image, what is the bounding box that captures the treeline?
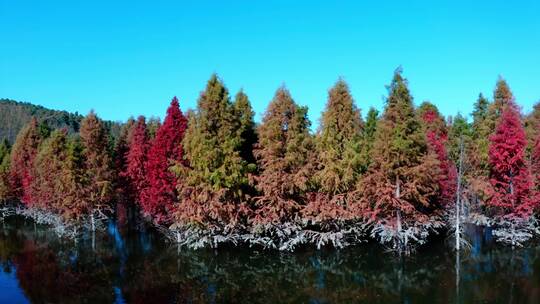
[0,98,123,144]
[1,69,539,251]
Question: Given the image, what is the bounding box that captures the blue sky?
[1,0,539,127]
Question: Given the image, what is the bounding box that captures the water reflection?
[0,216,538,303]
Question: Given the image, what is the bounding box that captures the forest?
[1,68,539,253]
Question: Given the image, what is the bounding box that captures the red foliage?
[124,116,150,205]
[302,192,353,225]
[421,109,458,206]
[142,97,187,224]
[488,101,535,218]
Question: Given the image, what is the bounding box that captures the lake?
[0,216,538,303]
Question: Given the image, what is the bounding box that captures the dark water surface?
[0,216,539,304]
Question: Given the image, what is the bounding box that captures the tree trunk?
[91,212,95,232]
[395,176,403,253]
[455,137,464,251]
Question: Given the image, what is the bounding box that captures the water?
[0,216,538,303]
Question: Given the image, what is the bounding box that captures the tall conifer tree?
[358,68,440,224]
[360,107,379,172]
[488,101,535,218]
[113,117,135,203]
[233,90,257,168]
[9,118,42,206]
[80,111,114,221]
[418,102,457,206]
[0,140,11,203]
[143,98,187,223]
[125,116,150,206]
[181,74,249,196]
[315,79,363,194]
[252,87,313,226]
[29,129,70,212]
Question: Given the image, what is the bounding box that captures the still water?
[0,216,538,303]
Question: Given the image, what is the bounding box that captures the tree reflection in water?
[0,216,538,303]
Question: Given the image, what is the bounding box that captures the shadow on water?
[0,216,539,303]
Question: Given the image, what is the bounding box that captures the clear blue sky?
[1,0,539,126]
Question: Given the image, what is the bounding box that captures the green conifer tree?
[314,79,363,194]
[360,107,379,172]
[358,68,440,226]
[182,74,249,197]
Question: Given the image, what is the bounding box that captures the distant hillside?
[0,98,122,144]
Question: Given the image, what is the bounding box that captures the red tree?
[10,118,42,206]
[488,101,534,219]
[124,116,150,205]
[420,104,458,206]
[142,97,187,223]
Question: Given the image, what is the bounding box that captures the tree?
[143,97,187,224]
[124,116,150,205]
[360,107,379,172]
[181,74,250,196]
[418,102,457,206]
[59,136,86,221]
[314,79,363,194]
[29,129,70,212]
[447,113,472,166]
[146,117,161,139]
[488,101,535,219]
[251,87,314,227]
[233,90,258,168]
[470,93,492,176]
[113,118,135,204]
[532,131,540,209]
[476,78,514,169]
[9,118,42,206]
[357,68,441,242]
[524,101,540,153]
[79,111,114,227]
[173,75,255,236]
[491,77,513,118]
[0,140,11,203]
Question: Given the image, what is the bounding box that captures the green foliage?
[181,74,250,198]
[30,130,70,211]
[375,69,427,175]
[0,98,122,144]
[359,107,379,172]
[447,113,472,166]
[233,90,258,170]
[315,79,363,194]
[0,139,11,203]
[524,101,540,154]
[470,93,492,177]
[359,68,440,220]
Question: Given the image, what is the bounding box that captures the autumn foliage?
[142,97,187,224]
[2,70,539,250]
[487,101,535,219]
[252,87,314,227]
[419,102,457,206]
[9,118,42,206]
[358,69,441,225]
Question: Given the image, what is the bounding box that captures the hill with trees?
[0,98,122,144]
